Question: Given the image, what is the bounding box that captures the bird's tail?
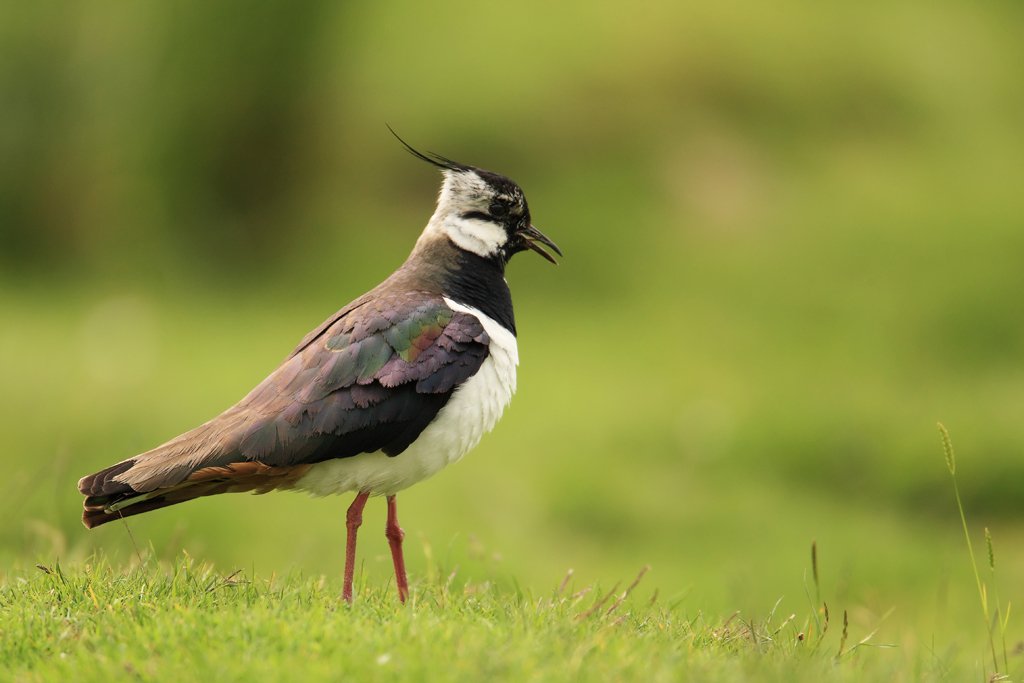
[77,416,310,528]
[78,457,311,528]
[78,457,204,528]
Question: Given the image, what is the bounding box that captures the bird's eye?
[489,202,509,218]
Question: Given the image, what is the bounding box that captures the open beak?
[520,224,562,264]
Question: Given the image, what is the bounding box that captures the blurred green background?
[3,0,1024,658]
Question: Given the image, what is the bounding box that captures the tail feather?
[79,458,311,528]
[78,411,247,528]
[82,489,196,528]
[78,459,137,498]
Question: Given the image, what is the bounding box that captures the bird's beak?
[520,224,562,264]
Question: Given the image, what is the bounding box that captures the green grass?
[2,434,1016,683]
[0,554,920,682]
[940,423,1013,681]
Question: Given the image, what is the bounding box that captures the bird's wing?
[232,292,490,465]
[80,293,490,510]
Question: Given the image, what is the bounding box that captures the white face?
[419,170,523,259]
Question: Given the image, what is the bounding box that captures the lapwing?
[77,134,560,603]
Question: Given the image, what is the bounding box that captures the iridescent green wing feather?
[234,294,490,463]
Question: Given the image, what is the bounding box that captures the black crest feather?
[386,124,471,173]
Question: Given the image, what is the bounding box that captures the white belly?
[295,300,517,497]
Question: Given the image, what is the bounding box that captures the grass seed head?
[985,527,995,571]
[937,422,955,475]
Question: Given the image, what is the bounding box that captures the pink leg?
[385,495,409,603]
[343,491,370,603]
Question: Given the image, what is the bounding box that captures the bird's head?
[392,129,561,267]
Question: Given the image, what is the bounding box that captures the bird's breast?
[295,299,518,497]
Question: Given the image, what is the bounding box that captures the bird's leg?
[343,490,371,603]
[385,495,409,603]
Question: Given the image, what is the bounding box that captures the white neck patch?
[415,169,508,259]
[441,214,507,257]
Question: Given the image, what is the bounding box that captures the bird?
[77,132,560,603]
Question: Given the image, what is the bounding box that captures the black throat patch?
[443,245,516,336]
